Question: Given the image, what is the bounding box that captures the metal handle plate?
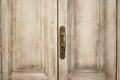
[60,26,66,59]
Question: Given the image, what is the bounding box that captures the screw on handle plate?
[60,26,66,59]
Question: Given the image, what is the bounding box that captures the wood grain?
[0,0,1,79]
[117,0,120,80]
[2,0,57,80]
[59,0,116,80]
[72,0,99,70]
[13,0,42,71]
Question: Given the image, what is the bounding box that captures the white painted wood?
[59,0,116,80]
[117,0,120,80]
[1,0,118,80]
[0,0,1,80]
[58,0,68,80]
[2,0,57,80]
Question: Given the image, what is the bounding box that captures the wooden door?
[58,0,117,80]
[2,0,57,80]
[1,0,117,80]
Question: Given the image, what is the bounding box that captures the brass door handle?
[60,26,66,59]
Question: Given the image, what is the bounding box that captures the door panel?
[68,0,101,72]
[15,0,43,71]
[70,0,99,70]
[1,0,117,80]
[59,0,116,80]
[2,0,57,80]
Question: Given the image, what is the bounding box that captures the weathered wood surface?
[1,0,57,80]
[59,0,116,80]
[117,0,120,80]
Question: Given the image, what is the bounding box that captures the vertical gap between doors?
[116,0,118,80]
[57,0,59,80]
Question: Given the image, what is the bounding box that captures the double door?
[1,0,117,80]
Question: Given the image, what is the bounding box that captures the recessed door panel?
[2,0,57,80]
[15,0,42,71]
[59,0,116,80]
[72,0,99,70]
